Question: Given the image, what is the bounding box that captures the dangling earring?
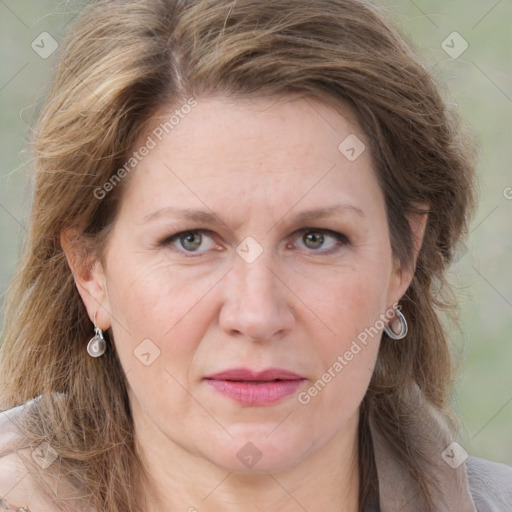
[87,312,107,357]
[384,308,408,340]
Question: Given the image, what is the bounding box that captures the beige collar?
[368,385,477,511]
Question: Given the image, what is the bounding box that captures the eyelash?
[159,228,350,257]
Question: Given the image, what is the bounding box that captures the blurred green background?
[0,1,510,465]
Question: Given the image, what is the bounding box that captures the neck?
[132,405,361,512]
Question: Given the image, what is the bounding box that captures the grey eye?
[303,231,325,249]
[179,232,203,251]
[161,230,218,255]
[294,228,350,255]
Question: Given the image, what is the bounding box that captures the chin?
[201,428,313,474]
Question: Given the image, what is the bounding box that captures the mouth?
[204,368,306,405]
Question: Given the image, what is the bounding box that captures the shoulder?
[0,401,57,511]
[0,402,30,456]
[466,456,512,511]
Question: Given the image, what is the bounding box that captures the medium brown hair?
[0,0,477,510]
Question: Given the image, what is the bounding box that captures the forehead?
[117,94,382,225]
[151,94,363,160]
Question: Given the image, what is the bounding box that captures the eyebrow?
[142,204,365,226]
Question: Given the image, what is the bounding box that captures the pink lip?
[204,367,306,405]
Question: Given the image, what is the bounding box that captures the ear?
[60,228,112,331]
[387,205,429,305]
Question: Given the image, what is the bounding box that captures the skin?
[63,95,427,512]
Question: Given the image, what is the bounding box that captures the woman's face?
[77,95,419,473]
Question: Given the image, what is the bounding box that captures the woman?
[0,0,510,510]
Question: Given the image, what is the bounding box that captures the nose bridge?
[220,249,294,341]
[238,253,275,304]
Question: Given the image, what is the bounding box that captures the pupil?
[305,232,324,249]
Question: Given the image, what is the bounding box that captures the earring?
[87,312,107,357]
[384,308,408,340]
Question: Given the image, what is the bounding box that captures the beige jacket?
[0,394,511,511]
[366,387,512,511]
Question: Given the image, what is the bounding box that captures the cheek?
[316,276,383,382]
[296,270,385,424]
[104,254,220,376]
[293,251,391,396]
[299,257,392,343]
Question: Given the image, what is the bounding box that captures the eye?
[160,228,350,257]
[293,228,350,255]
[160,230,217,255]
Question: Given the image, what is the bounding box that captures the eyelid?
[292,228,350,254]
[158,228,215,250]
[293,227,349,243]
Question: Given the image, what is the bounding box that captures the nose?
[219,254,295,342]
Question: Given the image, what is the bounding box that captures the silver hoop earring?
[87,312,106,357]
[384,308,408,340]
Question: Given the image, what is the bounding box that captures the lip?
[205,368,304,381]
[204,367,306,405]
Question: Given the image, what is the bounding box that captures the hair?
[0,0,477,510]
